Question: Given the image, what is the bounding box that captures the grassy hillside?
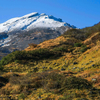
[0,23,100,100]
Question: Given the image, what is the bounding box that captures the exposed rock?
[73,62,78,65]
[0,76,8,83]
[33,88,37,90]
[61,68,65,71]
[33,67,38,72]
[0,83,4,87]
[49,67,52,69]
[92,64,95,67]
[91,78,96,81]
[90,61,93,63]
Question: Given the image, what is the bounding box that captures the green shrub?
[39,72,92,91]
[58,95,73,100]
[62,76,92,89]
[9,71,92,91]
[80,45,88,53]
[0,64,3,71]
[0,48,60,66]
[40,72,64,90]
[18,93,25,100]
[0,50,27,65]
[74,43,83,47]
[52,45,68,52]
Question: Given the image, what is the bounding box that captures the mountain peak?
[0,12,76,33]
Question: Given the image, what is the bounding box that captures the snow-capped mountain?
[0,12,76,59]
[0,12,75,33]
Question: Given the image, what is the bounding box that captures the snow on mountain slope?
[0,12,75,33]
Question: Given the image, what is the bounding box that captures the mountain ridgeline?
[63,22,100,40]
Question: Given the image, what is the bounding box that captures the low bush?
[62,76,92,89]
[40,71,64,90]
[18,93,26,100]
[38,71,92,91]
[80,45,89,53]
[1,70,94,99]
[74,43,83,47]
[52,45,68,52]
[0,65,3,71]
[0,48,62,66]
[9,71,92,91]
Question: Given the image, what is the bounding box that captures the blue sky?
[0,0,100,28]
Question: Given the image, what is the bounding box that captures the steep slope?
[63,22,100,40]
[0,30,100,99]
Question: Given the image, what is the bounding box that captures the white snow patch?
[0,12,75,33]
[2,43,11,47]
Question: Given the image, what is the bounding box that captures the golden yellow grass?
[1,32,100,99]
[25,36,81,51]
